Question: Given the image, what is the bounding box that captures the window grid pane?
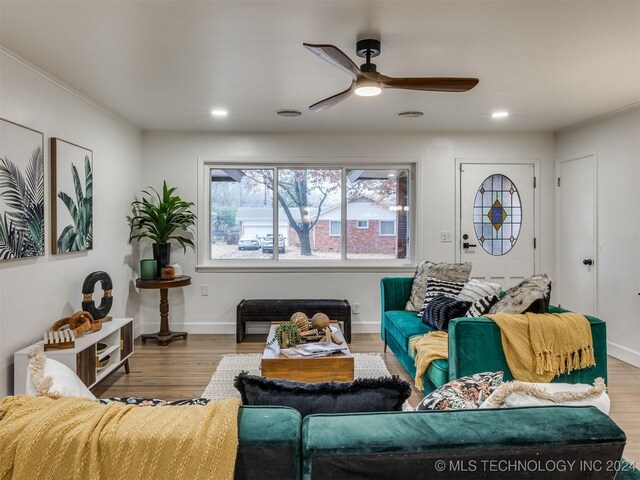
[472,174,522,256]
[207,164,413,263]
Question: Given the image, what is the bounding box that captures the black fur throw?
[234,372,411,417]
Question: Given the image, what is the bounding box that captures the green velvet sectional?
[381,276,608,393]
[238,405,639,479]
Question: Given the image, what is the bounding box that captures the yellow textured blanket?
[409,331,448,390]
[486,312,595,382]
[0,395,240,480]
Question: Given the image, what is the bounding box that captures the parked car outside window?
[238,234,261,251]
[262,234,285,254]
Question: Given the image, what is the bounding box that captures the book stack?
[281,342,347,359]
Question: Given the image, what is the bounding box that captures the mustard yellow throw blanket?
[0,395,240,480]
[409,331,448,390]
[486,312,595,383]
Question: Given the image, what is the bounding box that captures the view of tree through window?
[208,165,411,262]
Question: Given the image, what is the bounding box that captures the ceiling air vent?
[276,109,303,117]
[397,111,424,118]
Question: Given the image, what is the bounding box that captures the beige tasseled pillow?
[405,261,472,311]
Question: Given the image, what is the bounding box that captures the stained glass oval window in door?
[473,174,522,256]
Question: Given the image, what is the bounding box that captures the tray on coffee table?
[261,322,354,383]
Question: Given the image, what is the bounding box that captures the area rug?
[202,352,396,402]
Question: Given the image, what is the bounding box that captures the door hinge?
[533,238,537,249]
[533,176,537,188]
[557,177,561,187]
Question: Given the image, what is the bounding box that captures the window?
[379,221,395,236]
[346,168,409,259]
[202,163,413,265]
[473,174,521,256]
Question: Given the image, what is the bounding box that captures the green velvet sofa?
[380,277,608,393]
[240,404,639,479]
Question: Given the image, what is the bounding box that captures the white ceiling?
[1,1,639,133]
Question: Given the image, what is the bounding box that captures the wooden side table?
[136,276,191,346]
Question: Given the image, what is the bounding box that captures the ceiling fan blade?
[309,85,354,112]
[303,43,362,81]
[380,76,479,92]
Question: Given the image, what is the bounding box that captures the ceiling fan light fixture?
[354,85,382,96]
[492,110,509,119]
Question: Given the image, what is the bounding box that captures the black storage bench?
[236,299,351,343]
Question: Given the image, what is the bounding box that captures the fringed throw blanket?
[409,331,448,390]
[0,395,240,480]
[486,312,595,382]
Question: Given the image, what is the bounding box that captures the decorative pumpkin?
[311,312,330,330]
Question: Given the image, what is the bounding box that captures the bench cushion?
[238,299,350,318]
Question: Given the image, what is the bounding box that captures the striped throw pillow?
[466,294,500,317]
[423,295,471,331]
[417,277,466,319]
[457,279,502,303]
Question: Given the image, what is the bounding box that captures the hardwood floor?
[94,333,639,463]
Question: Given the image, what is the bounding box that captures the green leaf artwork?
[56,155,93,252]
[0,120,45,260]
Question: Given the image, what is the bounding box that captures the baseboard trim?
[607,341,640,368]
[134,321,381,336]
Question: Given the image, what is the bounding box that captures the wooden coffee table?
[261,322,354,383]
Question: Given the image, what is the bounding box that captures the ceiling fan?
[303,39,479,112]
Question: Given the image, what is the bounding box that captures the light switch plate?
[441,231,452,243]
[201,284,209,296]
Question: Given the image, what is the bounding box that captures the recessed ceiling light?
[492,110,509,119]
[276,109,302,117]
[211,109,228,117]
[397,111,424,118]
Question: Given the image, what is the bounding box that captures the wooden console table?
[14,318,134,393]
[136,276,191,346]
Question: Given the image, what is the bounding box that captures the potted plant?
[267,323,304,348]
[129,181,196,271]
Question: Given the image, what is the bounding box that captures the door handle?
[463,242,477,249]
[583,259,593,266]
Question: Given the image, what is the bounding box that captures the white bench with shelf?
[14,317,134,394]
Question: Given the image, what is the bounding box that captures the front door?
[458,163,536,289]
[557,154,596,315]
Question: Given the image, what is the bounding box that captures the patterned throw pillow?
[417,277,466,320]
[97,397,210,407]
[405,261,472,311]
[457,279,502,303]
[488,274,552,315]
[423,294,471,331]
[466,294,500,317]
[416,372,504,411]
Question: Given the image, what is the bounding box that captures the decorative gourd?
[290,312,310,331]
[311,312,330,330]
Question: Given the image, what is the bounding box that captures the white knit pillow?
[457,279,502,303]
[479,378,609,414]
[26,347,96,400]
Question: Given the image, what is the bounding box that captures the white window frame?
[379,220,396,236]
[196,158,418,272]
[329,221,341,236]
[356,220,369,229]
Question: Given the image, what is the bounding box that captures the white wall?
[556,106,640,367]
[0,49,142,396]
[140,132,555,335]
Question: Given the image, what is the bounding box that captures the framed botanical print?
[51,137,93,253]
[0,118,45,260]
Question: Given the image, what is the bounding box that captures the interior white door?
[459,163,535,289]
[557,155,596,315]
